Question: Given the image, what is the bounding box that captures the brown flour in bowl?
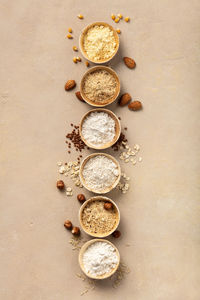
[81,200,119,235]
[82,69,117,104]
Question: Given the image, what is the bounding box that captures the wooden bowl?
[79,196,120,238]
[79,108,121,150]
[80,66,120,107]
[79,153,121,194]
[79,239,120,279]
[79,22,119,64]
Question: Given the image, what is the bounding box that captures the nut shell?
[72,226,80,235]
[77,194,86,203]
[56,180,65,190]
[123,57,136,69]
[128,101,142,111]
[112,230,121,238]
[65,80,76,91]
[118,93,131,106]
[64,220,73,230]
[75,91,84,102]
[104,202,113,210]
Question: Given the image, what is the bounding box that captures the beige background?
[0,0,200,299]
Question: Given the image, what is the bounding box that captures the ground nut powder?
[81,200,118,235]
[83,241,118,276]
[83,25,117,62]
[82,155,119,192]
[82,69,117,104]
[82,111,116,146]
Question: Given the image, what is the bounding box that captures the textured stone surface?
[0,0,200,299]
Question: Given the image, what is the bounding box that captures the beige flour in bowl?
[82,69,118,105]
[81,199,119,236]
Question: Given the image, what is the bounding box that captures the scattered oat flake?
[81,289,88,296]
[134,144,140,151]
[138,157,142,162]
[59,166,66,174]
[57,162,62,166]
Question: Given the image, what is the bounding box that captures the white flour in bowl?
[82,111,116,146]
[82,241,119,276]
[82,155,119,192]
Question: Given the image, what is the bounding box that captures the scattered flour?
[83,241,119,276]
[82,155,119,192]
[82,111,116,146]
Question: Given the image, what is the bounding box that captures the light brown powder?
[81,200,118,235]
[82,69,117,104]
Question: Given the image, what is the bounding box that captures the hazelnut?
[72,226,80,235]
[56,180,65,190]
[104,202,113,210]
[77,194,86,203]
[112,230,121,238]
[64,220,72,230]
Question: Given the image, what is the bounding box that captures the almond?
[65,80,76,91]
[128,101,142,111]
[123,57,136,69]
[75,91,84,102]
[118,93,131,106]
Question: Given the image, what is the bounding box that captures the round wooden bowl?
[79,153,121,194]
[79,108,121,150]
[79,196,120,238]
[80,66,120,107]
[79,239,120,279]
[79,22,119,64]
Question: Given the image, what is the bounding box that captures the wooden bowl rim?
[79,152,121,194]
[79,108,121,150]
[79,238,120,279]
[79,196,120,238]
[80,65,120,107]
[79,21,119,64]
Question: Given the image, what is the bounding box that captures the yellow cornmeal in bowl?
[81,200,118,235]
[82,24,118,62]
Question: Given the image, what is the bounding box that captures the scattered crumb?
[111,262,131,288]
